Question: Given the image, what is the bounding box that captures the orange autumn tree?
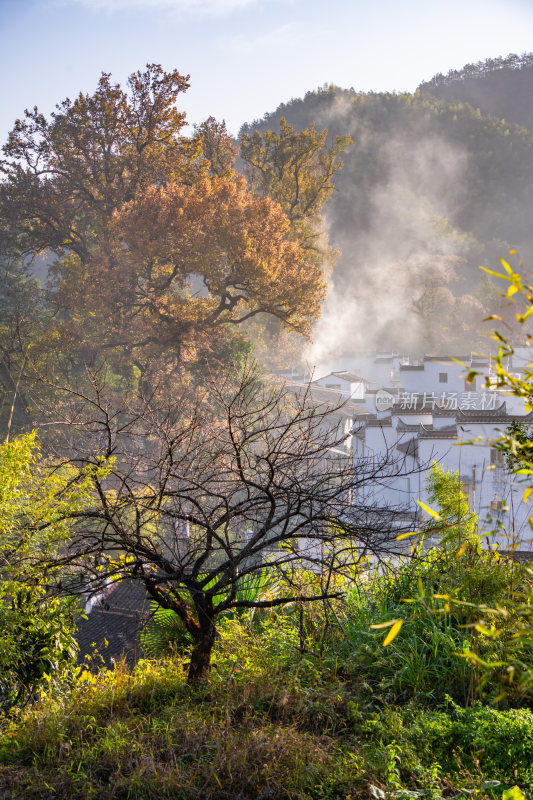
[55,176,325,371]
[0,64,339,394]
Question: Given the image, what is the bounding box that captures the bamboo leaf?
[521,305,533,322]
[500,258,513,275]
[370,619,398,630]
[480,266,508,280]
[383,620,403,646]
[416,500,442,521]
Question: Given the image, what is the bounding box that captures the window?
[461,483,473,506]
[439,372,448,383]
[490,448,505,467]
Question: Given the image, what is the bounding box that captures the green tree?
[424,461,479,551]
[0,432,98,705]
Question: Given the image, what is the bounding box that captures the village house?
[286,349,533,554]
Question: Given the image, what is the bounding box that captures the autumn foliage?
[0,65,341,387]
[55,176,324,366]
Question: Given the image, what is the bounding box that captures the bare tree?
[43,364,423,681]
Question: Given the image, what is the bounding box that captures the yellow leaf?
[395,531,418,540]
[480,266,507,280]
[416,500,442,521]
[502,786,526,800]
[507,285,518,297]
[523,487,533,503]
[370,620,398,630]
[500,258,513,275]
[383,620,403,646]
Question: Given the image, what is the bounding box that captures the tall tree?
[238,118,352,367]
[0,67,330,393]
[42,364,422,682]
[53,176,325,371]
[239,117,352,272]
[194,116,238,178]
[0,65,199,261]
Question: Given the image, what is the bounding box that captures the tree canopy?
[0,66,347,405]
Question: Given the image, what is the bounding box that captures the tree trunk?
[187,607,216,683]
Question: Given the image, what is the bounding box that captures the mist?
[305,106,472,369]
[241,58,533,372]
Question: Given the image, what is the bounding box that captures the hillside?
[418,52,533,129]
[239,56,533,360]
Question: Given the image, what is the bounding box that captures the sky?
[1,0,533,143]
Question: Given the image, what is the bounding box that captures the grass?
[0,545,531,799]
[0,616,531,800]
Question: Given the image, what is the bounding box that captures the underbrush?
[0,531,531,799]
[0,617,531,800]
[339,545,531,707]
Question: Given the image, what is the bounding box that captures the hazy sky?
[1,0,533,142]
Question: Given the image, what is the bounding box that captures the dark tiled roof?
[391,403,433,415]
[396,420,422,432]
[418,425,458,439]
[419,423,457,435]
[397,437,419,458]
[77,579,151,668]
[399,364,425,371]
[331,371,362,382]
[287,383,366,414]
[423,355,471,362]
[432,402,499,417]
[366,417,393,427]
[456,407,533,424]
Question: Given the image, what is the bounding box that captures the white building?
[288,350,533,554]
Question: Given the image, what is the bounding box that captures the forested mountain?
[240,55,533,361]
[418,52,533,128]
